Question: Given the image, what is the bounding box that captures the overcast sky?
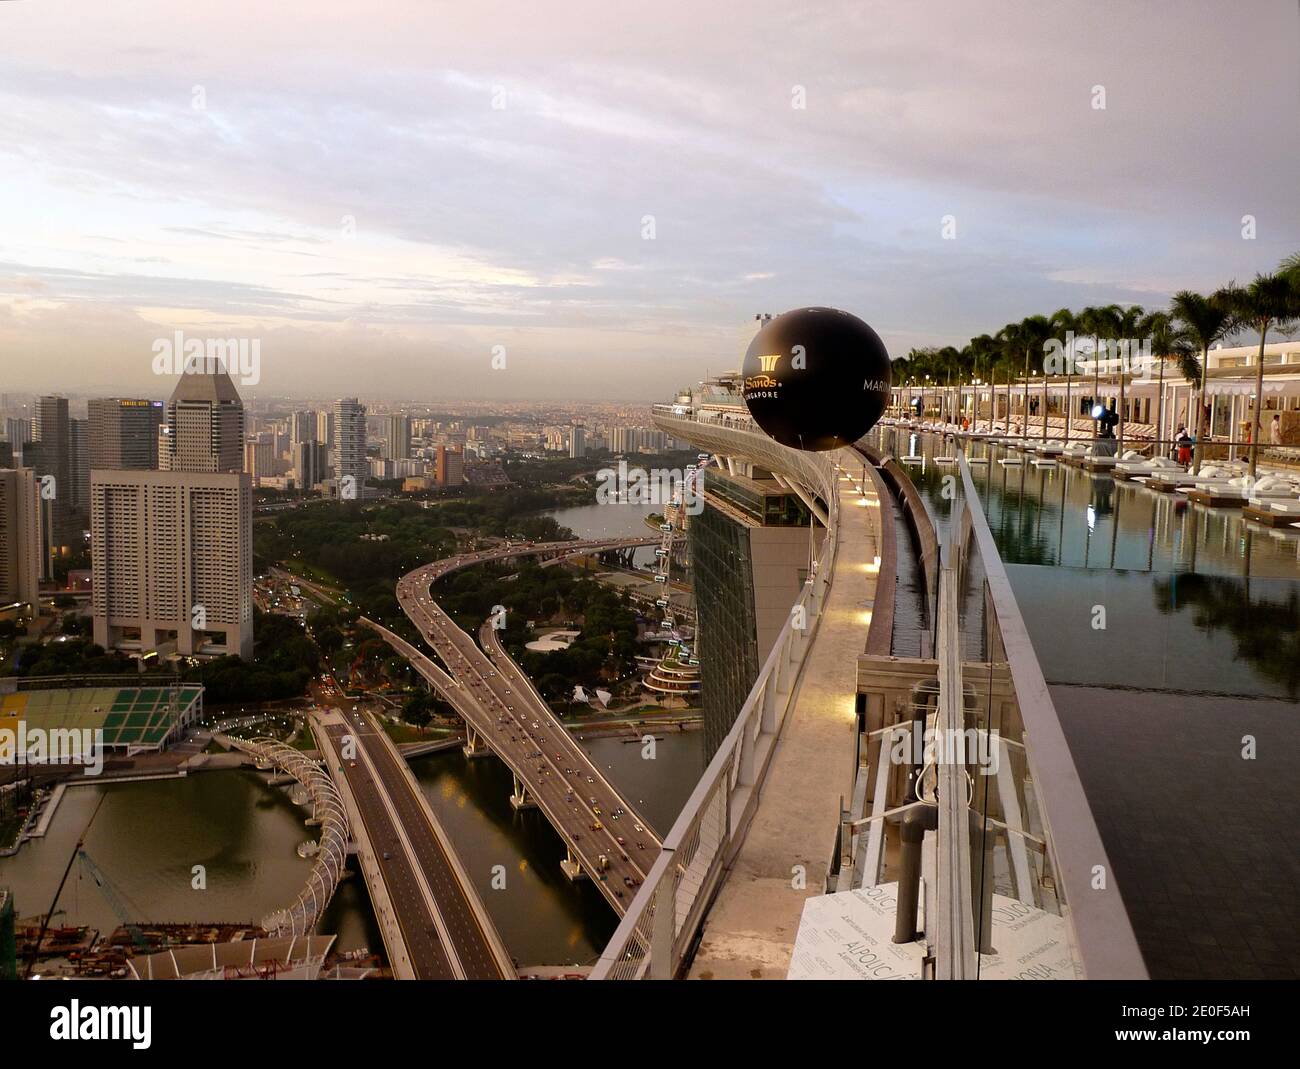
[1,0,1297,401]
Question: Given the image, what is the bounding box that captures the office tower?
[29,396,74,577]
[159,365,244,473]
[293,441,329,491]
[0,443,11,468]
[243,440,276,486]
[434,445,464,487]
[293,439,330,488]
[4,417,31,457]
[315,410,333,449]
[92,366,253,660]
[331,398,367,493]
[383,414,411,460]
[289,410,315,453]
[690,466,817,758]
[69,419,89,512]
[87,398,163,470]
[271,428,288,466]
[569,425,587,459]
[0,468,42,612]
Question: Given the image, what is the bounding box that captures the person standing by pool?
[1271,414,1282,445]
[1175,425,1193,466]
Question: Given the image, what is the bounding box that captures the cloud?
[0,0,1296,398]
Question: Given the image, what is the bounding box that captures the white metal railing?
[224,735,350,937]
[590,409,843,979]
[951,454,1147,978]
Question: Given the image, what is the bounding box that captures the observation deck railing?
[590,406,842,979]
[938,453,1147,978]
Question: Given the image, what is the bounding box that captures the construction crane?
[23,795,148,976]
[24,794,104,977]
[77,848,149,951]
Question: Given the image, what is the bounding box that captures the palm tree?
[1221,274,1300,478]
[1279,250,1300,284]
[967,334,999,428]
[932,345,962,424]
[1015,315,1053,440]
[1112,304,1145,452]
[995,322,1028,434]
[1079,304,1123,430]
[1049,308,1078,441]
[950,345,971,425]
[1138,310,1194,454]
[1170,290,1234,472]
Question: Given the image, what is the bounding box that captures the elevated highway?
[375,537,669,913]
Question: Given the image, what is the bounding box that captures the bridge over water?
[373,537,670,914]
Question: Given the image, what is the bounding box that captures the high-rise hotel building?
[92,365,253,659]
[690,464,820,757]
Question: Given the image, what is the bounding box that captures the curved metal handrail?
[226,735,350,937]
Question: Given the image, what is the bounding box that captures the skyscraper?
[569,425,586,459]
[159,365,244,473]
[690,466,816,757]
[87,398,163,470]
[3,417,31,458]
[293,440,329,491]
[92,365,253,660]
[434,445,464,487]
[289,410,315,453]
[0,468,42,613]
[332,398,367,496]
[243,439,275,486]
[29,396,74,578]
[69,418,89,512]
[383,414,411,460]
[315,410,333,451]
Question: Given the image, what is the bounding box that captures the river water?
[544,500,662,568]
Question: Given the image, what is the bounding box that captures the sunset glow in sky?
[1,0,1297,399]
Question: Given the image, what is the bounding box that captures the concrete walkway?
[689,450,884,979]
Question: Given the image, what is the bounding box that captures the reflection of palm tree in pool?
[1152,573,1300,696]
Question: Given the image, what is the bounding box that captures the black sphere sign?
[741,307,891,451]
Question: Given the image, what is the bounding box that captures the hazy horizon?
[2,0,1298,401]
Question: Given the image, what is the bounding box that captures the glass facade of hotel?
[691,469,811,757]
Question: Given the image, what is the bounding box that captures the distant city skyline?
[2,1,1298,400]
